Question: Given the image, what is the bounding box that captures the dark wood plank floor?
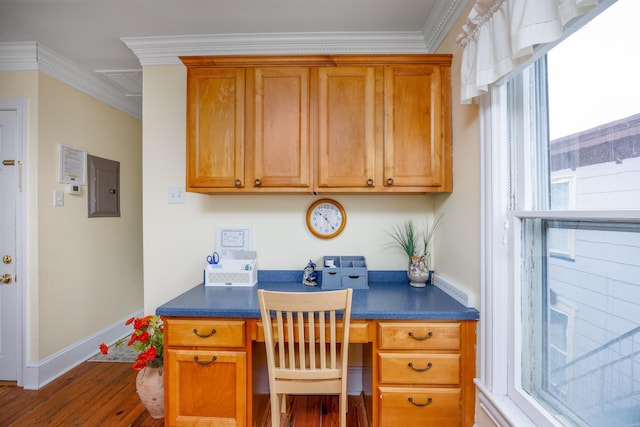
[0,361,369,426]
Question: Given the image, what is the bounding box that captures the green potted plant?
[388,216,441,287]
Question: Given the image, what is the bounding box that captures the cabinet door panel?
[167,348,247,426]
[187,68,245,189]
[317,67,377,188]
[251,67,311,189]
[384,65,450,190]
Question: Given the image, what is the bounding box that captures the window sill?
[475,380,551,427]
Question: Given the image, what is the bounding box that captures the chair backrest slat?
[258,289,352,374]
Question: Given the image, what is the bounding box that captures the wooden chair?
[258,288,353,427]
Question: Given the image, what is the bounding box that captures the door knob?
[1,274,12,284]
[2,255,11,264]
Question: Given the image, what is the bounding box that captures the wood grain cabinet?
[182,55,452,194]
[185,63,311,193]
[163,316,475,426]
[374,321,476,427]
[316,66,379,190]
[164,318,249,426]
[382,64,452,192]
[186,67,245,190]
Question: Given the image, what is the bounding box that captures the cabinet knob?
[234,179,242,187]
[254,178,262,187]
[367,178,374,187]
[386,177,394,186]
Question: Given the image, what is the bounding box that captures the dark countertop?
[156,270,479,321]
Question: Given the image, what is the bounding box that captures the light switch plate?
[168,187,186,204]
[53,190,64,207]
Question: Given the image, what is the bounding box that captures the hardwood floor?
[0,361,369,426]
[0,362,162,426]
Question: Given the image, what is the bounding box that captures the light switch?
[168,187,186,204]
[53,190,64,207]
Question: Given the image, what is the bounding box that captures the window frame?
[477,13,640,425]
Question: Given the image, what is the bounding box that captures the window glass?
[513,1,640,425]
[521,219,640,426]
[546,0,640,211]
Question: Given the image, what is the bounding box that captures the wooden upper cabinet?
[186,67,245,190]
[317,66,380,189]
[383,64,452,192]
[247,67,311,191]
[182,55,452,194]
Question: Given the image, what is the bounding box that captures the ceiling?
[0,0,468,118]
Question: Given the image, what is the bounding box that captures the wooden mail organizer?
[158,280,479,427]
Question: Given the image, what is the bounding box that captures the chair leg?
[340,393,347,427]
[280,393,287,413]
[270,393,281,427]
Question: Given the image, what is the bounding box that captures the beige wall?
[434,3,481,306]
[142,66,448,312]
[0,70,143,360]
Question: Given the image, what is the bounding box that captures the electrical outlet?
[168,187,186,204]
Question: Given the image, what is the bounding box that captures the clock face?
[306,199,346,239]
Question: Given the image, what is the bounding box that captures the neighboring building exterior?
[546,113,640,425]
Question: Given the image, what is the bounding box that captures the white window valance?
[457,0,598,103]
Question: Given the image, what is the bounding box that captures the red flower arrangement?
[99,315,164,370]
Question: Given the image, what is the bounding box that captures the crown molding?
[122,31,432,66]
[122,1,469,67]
[0,42,141,120]
[422,0,470,51]
[0,42,39,70]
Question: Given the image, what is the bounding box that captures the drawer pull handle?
[192,328,217,338]
[408,331,433,341]
[408,362,433,372]
[193,355,217,366]
[408,397,433,407]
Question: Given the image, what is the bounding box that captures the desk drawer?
[378,353,460,385]
[378,322,460,350]
[166,318,246,348]
[378,386,461,427]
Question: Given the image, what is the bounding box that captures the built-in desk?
[157,272,479,427]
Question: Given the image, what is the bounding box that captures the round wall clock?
[306,199,346,239]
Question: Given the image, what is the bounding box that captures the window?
[503,1,640,426]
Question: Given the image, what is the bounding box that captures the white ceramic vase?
[407,256,430,288]
[136,365,164,419]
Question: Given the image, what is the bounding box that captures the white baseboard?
[22,310,143,390]
[434,275,476,308]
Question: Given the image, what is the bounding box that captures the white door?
[0,109,19,381]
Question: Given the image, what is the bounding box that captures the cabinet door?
[187,68,245,190]
[249,67,311,190]
[166,348,247,426]
[383,65,452,191]
[317,66,380,189]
